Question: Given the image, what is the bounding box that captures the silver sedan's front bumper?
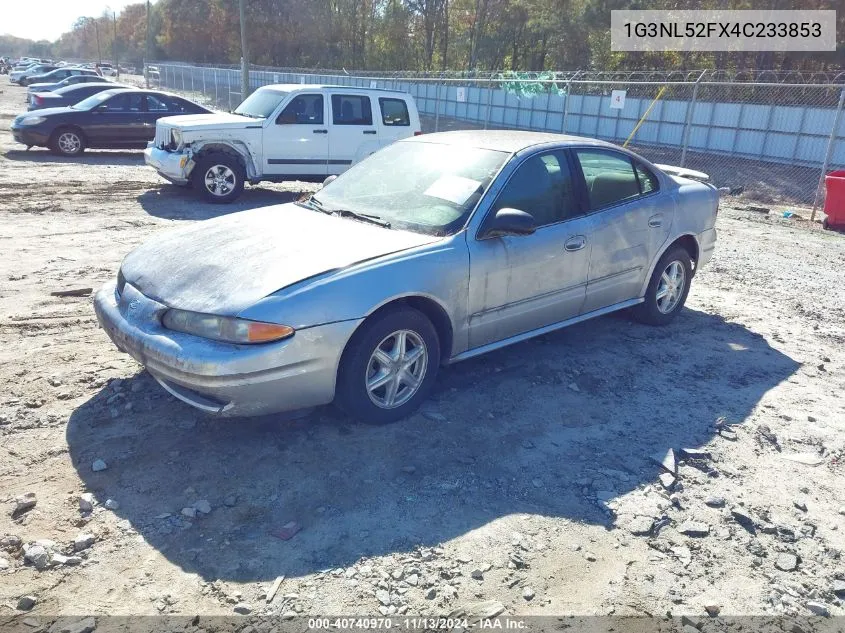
[144,145,192,185]
[93,281,362,417]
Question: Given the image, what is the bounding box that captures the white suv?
[145,84,421,203]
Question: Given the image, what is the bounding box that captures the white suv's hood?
[159,112,261,131]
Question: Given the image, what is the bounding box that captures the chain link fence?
[149,63,845,212]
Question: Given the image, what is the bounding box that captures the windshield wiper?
[301,196,390,227]
[332,208,391,228]
[297,195,330,213]
[234,112,263,119]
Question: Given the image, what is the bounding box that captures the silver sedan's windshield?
[234,88,288,118]
[312,141,508,236]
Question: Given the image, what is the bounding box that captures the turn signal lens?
[247,322,294,343]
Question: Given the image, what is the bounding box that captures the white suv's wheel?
[192,152,245,203]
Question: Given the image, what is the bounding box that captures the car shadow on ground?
[137,186,306,221]
[3,148,143,166]
[66,307,799,583]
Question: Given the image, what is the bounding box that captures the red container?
[823,169,845,230]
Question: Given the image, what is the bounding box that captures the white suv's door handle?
[648,214,663,228]
[564,235,587,252]
[313,129,328,134]
[363,130,377,135]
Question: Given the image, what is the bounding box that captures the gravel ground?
[1,79,845,624]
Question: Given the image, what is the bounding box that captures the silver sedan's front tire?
[336,307,440,424]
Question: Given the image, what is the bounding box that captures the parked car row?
[7,57,125,85]
[11,88,212,155]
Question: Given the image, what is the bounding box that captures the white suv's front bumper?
[144,145,192,185]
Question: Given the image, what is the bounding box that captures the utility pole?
[239,0,249,100]
[112,11,119,78]
[144,0,151,87]
[94,20,101,64]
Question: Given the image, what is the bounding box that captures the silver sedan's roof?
[404,129,617,153]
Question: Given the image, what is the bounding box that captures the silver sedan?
[94,131,718,423]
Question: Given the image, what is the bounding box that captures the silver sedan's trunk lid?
[120,203,437,315]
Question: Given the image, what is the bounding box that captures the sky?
[4,0,157,42]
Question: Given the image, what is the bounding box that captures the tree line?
[2,0,843,73]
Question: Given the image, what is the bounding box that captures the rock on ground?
[13,492,37,514]
[73,533,95,552]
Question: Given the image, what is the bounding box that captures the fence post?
[561,70,581,134]
[483,78,493,130]
[811,86,845,221]
[214,68,218,105]
[680,70,706,167]
[434,78,442,132]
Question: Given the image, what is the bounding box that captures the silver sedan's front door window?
[467,152,593,349]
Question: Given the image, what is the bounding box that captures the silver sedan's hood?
[121,203,438,315]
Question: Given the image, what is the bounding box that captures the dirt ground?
[1,78,845,626]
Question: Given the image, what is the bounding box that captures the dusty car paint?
[121,205,440,316]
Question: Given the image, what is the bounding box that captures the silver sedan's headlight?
[19,116,46,126]
[162,308,294,344]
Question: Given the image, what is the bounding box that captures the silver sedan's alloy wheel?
[656,260,686,314]
[366,329,428,409]
[203,164,237,197]
[57,132,81,154]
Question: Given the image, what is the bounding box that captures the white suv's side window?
[378,98,410,127]
[276,94,324,125]
[331,95,373,126]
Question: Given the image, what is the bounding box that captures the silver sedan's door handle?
[564,235,587,252]
[648,214,663,228]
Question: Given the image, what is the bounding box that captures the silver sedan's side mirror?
[480,208,536,239]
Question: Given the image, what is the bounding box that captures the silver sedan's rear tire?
[335,307,440,424]
[631,245,693,325]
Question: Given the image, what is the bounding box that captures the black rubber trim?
[267,158,353,165]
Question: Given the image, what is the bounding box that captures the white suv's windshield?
[234,88,288,118]
[309,141,508,236]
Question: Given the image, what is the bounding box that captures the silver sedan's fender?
[236,234,471,358]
